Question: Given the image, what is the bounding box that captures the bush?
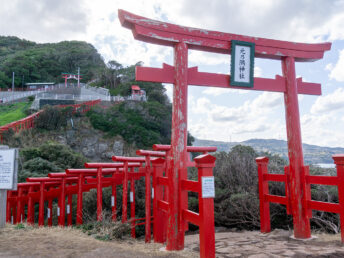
[34,105,67,130]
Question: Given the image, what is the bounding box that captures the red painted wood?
[136,149,166,157]
[119,9,330,61]
[152,158,167,243]
[67,194,72,226]
[59,177,66,227]
[264,195,288,205]
[27,186,34,225]
[305,175,339,185]
[157,200,169,212]
[307,200,340,213]
[263,173,287,182]
[282,56,311,239]
[144,155,151,242]
[122,161,128,223]
[256,157,271,233]
[333,155,344,243]
[48,199,53,227]
[97,167,103,221]
[165,42,189,251]
[38,182,45,226]
[195,154,216,258]
[76,174,84,225]
[130,174,136,238]
[111,169,118,222]
[180,179,198,192]
[137,65,321,96]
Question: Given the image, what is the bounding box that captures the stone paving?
[184,229,344,257]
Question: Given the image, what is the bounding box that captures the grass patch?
[0,101,31,126]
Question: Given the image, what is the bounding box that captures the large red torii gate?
[118,9,331,252]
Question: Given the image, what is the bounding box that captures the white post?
[0,190,7,227]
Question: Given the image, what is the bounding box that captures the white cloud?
[329,49,344,82]
[310,88,344,114]
[0,0,88,43]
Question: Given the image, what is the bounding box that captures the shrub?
[34,105,67,130]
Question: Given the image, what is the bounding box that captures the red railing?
[256,155,344,243]
[6,144,217,258]
[0,99,101,143]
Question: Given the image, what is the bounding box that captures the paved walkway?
[184,229,344,257]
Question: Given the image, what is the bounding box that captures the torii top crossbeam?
[119,9,330,61]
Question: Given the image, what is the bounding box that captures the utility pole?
[77,67,80,87]
[12,72,14,92]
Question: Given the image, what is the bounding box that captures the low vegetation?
[0,100,32,126]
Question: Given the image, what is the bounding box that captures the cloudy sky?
[1,0,344,147]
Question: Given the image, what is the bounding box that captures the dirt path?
[1,225,344,257]
[0,225,197,258]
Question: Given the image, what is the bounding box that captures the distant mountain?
[193,138,344,164]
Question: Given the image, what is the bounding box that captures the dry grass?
[0,224,198,258]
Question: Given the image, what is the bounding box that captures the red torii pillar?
[118,9,331,250]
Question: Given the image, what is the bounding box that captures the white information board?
[0,149,16,190]
[201,176,215,198]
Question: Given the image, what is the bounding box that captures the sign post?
[0,146,18,227]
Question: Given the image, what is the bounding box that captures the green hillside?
[0,36,105,88]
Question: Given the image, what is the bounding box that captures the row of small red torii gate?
[7,145,217,255]
[7,9,344,258]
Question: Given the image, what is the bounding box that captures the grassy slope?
[0,101,31,126]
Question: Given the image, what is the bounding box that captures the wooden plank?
[306,175,339,186]
[182,209,200,226]
[181,179,199,193]
[307,200,340,213]
[136,65,321,95]
[119,9,331,61]
[264,194,287,205]
[263,174,287,182]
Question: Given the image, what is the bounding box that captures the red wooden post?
[256,157,271,233]
[6,191,12,223]
[302,166,312,219]
[282,56,311,239]
[195,154,216,258]
[111,170,117,222]
[67,194,72,226]
[122,161,128,223]
[333,155,344,243]
[76,174,84,225]
[48,199,53,226]
[59,177,66,227]
[144,155,151,242]
[130,175,136,238]
[166,41,188,251]
[97,167,103,221]
[38,182,45,226]
[27,186,34,224]
[152,158,167,243]
[16,187,23,223]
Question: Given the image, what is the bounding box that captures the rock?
[57,136,67,145]
[101,152,115,160]
[113,140,124,156]
[98,143,108,153]
[82,147,96,158]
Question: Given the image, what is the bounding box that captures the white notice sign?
[0,149,15,189]
[201,176,215,198]
[130,191,133,203]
